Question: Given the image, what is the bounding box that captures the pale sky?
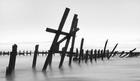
[0,0,140,51]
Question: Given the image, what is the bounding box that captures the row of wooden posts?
[0,50,47,56]
[5,7,140,76]
[5,40,139,76]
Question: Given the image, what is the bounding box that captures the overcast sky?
[0,0,140,51]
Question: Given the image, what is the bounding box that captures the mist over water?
[0,55,140,81]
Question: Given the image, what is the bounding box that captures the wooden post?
[108,43,118,59]
[101,50,104,60]
[85,50,88,63]
[106,50,110,59]
[79,38,84,63]
[97,49,100,58]
[42,8,70,71]
[90,49,93,63]
[32,45,39,69]
[6,44,17,75]
[103,39,108,58]
[94,49,97,62]
[69,14,78,66]
[59,14,78,68]
[73,48,78,61]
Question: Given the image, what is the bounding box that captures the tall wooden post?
[6,44,17,75]
[42,8,70,71]
[32,45,39,69]
[69,14,78,66]
[79,38,84,63]
[59,14,78,68]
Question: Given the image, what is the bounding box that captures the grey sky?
[0,0,140,51]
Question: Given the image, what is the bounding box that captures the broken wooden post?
[6,44,17,76]
[42,8,70,71]
[32,45,39,69]
[108,43,118,59]
[79,38,84,63]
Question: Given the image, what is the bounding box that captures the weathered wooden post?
[90,49,93,63]
[69,14,79,66]
[42,8,70,71]
[94,49,97,62]
[103,39,108,58]
[79,38,84,63]
[108,43,118,59]
[73,48,79,61]
[97,49,100,58]
[6,44,17,75]
[32,45,39,69]
[101,50,104,60]
[85,50,89,63]
[59,14,79,68]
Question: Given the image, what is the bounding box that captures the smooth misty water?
[0,55,140,81]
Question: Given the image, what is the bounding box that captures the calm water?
[0,55,140,81]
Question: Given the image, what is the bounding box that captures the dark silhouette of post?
[101,50,104,60]
[97,49,100,58]
[32,45,39,69]
[103,39,108,58]
[69,14,79,66]
[6,44,17,75]
[42,8,70,71]
[79,38,84,63]
[73,48,79,61]
[108,43,118,59]
[90,49,93,63]
[85,50,89,63]
[59,14,79,68]
[94,49,97,62]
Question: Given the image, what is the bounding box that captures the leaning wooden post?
[6,44,17,76]
[42,8,70,71]
[69,14,78,66]
[32,45,39,69]
[103,39,108,58]
[108,43,118,59]
[59,15,79,68]
[79,38,84,63]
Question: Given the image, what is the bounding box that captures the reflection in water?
[0,56,140,81]
[5,71,15,81]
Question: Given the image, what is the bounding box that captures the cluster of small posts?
[4,8,140,76]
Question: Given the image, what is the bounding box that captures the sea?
[0,55,140,81]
